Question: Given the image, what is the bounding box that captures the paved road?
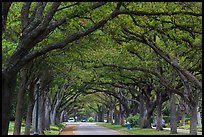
[73,122,124,135]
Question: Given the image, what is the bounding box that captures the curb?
[58,123,67,135]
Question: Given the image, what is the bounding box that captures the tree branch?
[2,2,12,32]
[21,2,31,30]
[56,2,79,11]
[118,10,202,17]
[22,8,120,64]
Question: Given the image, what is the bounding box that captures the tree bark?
[13,69,28,135]
[44,97,51,130]
[114,107,120,124]
[51,101,59,125]
[197,110,202,126]
[38,86,45,135]
[145,110,153,128]
[190,100,198,135]
[2,2,12,32]
[2,72,17,135]
[119,104,125,126]
[32,100,36,134]
[138,93,145,128]
[24,80,35,135]
[156,92,163,130]
[169,92,177,134]
[181,112,186,126]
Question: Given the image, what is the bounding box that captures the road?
[73,122,124,135]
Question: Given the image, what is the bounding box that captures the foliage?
[2,2,202,135]
[163,116,171,123]
[126,114,140,127]
[88,117,94,122]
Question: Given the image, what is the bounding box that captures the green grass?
[9,121,15,132]
[96,122,189,135]
[178,124,202,132]
[44,122,66,135]
[9,121,26,134]
[9,121,65,135]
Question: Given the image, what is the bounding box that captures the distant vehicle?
[68,117,75,122]
[81,118,87,122]
[152,119,166,128]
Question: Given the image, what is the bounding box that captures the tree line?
[2,2,202,135]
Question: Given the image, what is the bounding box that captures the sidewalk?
[152,127,202,135]
[58,124,78,135]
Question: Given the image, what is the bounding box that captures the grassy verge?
[44,122,66,135]
[178,124,202,132]
[9,121,65,135]
[96,122,189,135]
[9,121,26,134]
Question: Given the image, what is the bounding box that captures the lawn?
[96,122,189,135]
[44,122,65,135]
[9,121,65,135]
[178,124,202,132]
[9,121,26,134]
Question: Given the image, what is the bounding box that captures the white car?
[68,117,75,122]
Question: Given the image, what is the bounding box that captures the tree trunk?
[156,92,163,130]
[32,83,39,134]
[114,108,120,124]
[144,99,154,128]
[24,81,35,135]
[197,110,202,126]
[45,97,51,130]
[119,104,125,126]
[32,99,36,133]
[2,72,17,135]
[38,88,45,135]
[13,69,27,135]
[190,101,198,135]
[55,112,60,125]
[2,2,12,32]
[145,111,152,128]
[108,109,113,123]
[98,112,103,122]
[181,112,186,126]
[60,110,65,123]
[138,93,145,128]
[169,92,177,134]
[51,106,57,125]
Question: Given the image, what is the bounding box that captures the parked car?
[152,119,166,128]
[81,118,87,122]
[68,117,75,122]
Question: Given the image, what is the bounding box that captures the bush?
[163,116,170,123]
[126,113,139,127]
[88,117,94,122]
[57,123,65,130]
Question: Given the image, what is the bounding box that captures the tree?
[2,2,123,134]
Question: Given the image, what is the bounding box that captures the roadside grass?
[9,121,25,134]
[165,123,202,132]
[96,122,189,135]
[44,122,66,135]
[178,124,202,132]
[44,125,59,135]
[9,121,65,135]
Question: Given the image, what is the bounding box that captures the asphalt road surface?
[73,122,124,135]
